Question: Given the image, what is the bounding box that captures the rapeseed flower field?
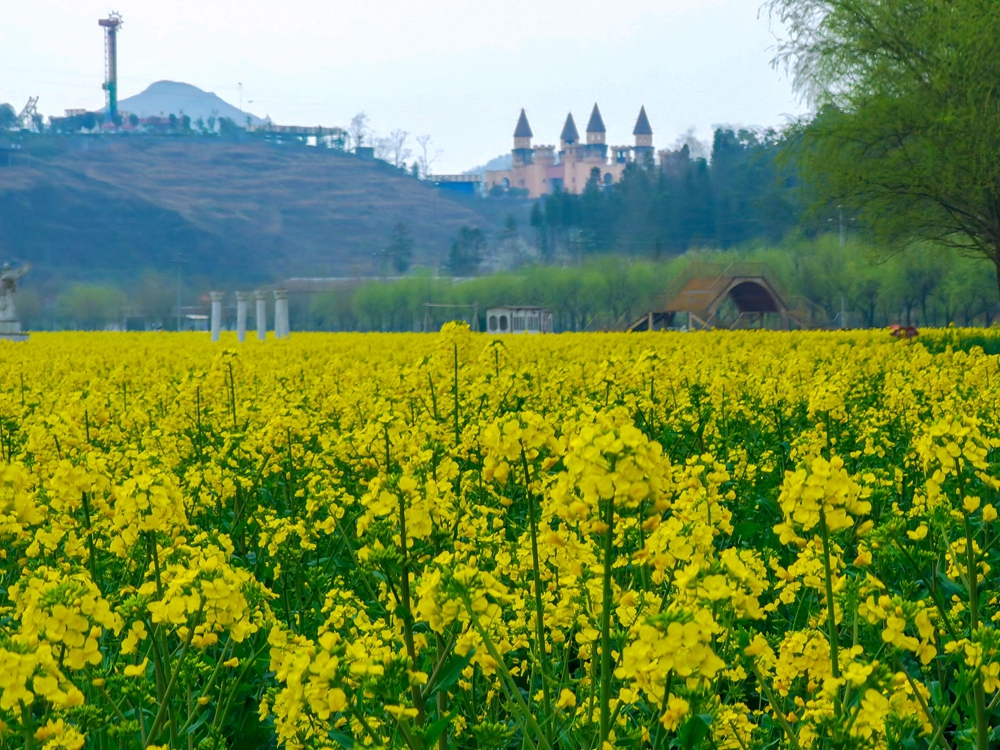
[1,326,999,750]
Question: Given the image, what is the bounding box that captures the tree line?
[15,235,996,333]
[523,128,803,260]
[313,239,996,332]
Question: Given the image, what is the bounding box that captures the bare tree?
[349,112,370,150]
[388,129,411,169]
[373,133,392,161]
[415,134,442,179]
[670,127,709,160]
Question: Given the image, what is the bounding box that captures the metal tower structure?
[98,13,123,122]
[16,97,39,131]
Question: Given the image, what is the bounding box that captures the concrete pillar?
[210,291,224,342]
[254,290,267,341]
[274,289,290,339]
[235,291,248,343]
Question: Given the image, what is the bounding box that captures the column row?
[210,289,289,342]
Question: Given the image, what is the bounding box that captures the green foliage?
[769,0,1000,289]
[531,128,800,257]
[49,111,99,133]
[383,222,415,275]
[447,227,486,276]
[13,287,43,330]
[343,238,996,332]
[218,117,241,138]
[0,103,18,131]
[128,272,179,328]
[57,284,126,330]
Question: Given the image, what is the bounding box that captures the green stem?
[466,602,552,750]
[897,661,954,750]
[522,447,552,746]
[750,664,800,750]
[599,493,615,747]
[20,701,35,750]
[398,488,427,722]
[964,509,988,750]
[145,608,202,746]
[926,691,964,750]
[435,633,449,750]
[350,704,385,748]
[818,511,841,706]
[94,683,130,725]
[453,344,460,446]
[226,362,237,428]
[81,491,99,590]
[184,637,233,735]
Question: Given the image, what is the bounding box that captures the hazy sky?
[2,0,807,173]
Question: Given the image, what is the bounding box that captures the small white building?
[486,306,554,334]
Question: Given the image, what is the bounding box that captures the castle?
[485,104,654,198]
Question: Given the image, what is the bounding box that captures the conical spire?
[513,108,533,139]
[633,106,652,136]
[560,113,579,143]
[586,103,606,133]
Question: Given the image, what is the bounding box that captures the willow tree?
[769,0,1000,293]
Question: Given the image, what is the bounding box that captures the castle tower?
[534,145,555,166]
[586,104,606,145]
[584,103,609,163]
[633,106,654,165]
[512,108,534,167]
[560,113,579,149]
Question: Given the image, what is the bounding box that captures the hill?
[465,153,511,177]
[117,81,265,126]
[0,137,512,285]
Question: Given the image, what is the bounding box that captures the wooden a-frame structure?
[629,262,815,331]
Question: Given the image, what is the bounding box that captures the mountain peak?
[116,81,264,125]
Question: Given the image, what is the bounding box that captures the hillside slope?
[0,137,501,284]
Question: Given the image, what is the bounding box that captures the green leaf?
[678,713,712,749]
[733,522,763,539]
[328,728,355,749]
[425,649,476,696]
[421,713,454,747]
[183,709,211,736]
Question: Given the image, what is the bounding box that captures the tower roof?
[586,103,606,133]
[513,108,533,139]
[633,106,652,136]
[560,113,579,142]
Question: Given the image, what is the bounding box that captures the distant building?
[247,122,345,147]
[430,174,482,196]
[183,314,209,332]
[136,116,182,134]
[486,306,553,334]
[485,105,655,199]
